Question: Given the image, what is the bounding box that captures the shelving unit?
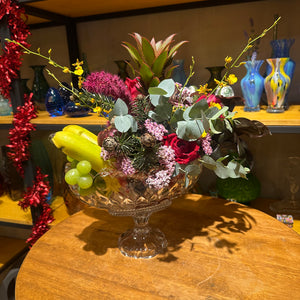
[233,105,300,133]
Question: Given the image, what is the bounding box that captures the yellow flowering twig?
[5,38,83,77]
[209,16,281,96]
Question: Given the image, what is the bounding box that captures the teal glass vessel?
[241,59,264,112]
[31,65,50,111]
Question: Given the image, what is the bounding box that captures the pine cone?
[102,137,118,152]
[140,133,156,148]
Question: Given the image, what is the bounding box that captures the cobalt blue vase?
[45,87,65,116]
[241,59,264,112]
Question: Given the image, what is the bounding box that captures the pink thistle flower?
[82,71,132,104]
[144,119,168,141]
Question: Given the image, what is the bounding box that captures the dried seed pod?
[102,137,118,152]
[140,133,156,148]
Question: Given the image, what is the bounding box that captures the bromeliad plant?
[122,33,187,94]
[6,17,279,192]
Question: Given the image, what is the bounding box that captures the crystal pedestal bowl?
[66,165,200,259]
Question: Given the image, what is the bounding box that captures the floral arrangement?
[7,18,279,200]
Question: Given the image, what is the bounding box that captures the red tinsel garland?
[0,0,30,98]
[6,94,36,176]
[2,0,54,246]
[19,167,54,246]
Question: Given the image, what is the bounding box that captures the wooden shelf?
[1,106,299,132]
[0,111,108,131]
[233,105,300,133]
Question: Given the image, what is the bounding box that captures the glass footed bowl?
[66,163,201,259]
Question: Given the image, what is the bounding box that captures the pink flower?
[146,170,172,190]
[201,133,213,155]
[119,157,135,175]
[82,71,132,104]
[125,77,141,101]
[144,119,168,141]
[196,94,222,106]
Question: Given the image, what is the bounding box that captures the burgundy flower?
[163,133,200,165]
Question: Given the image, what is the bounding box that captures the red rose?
[163,133,200,164]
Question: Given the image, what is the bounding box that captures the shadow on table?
[76,195,256,259]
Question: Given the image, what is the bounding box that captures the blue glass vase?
[172,59,187,85]
[267,39,295,109]
[241,60,264,112]
[45,87,65,116]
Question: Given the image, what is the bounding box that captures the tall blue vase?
[267,39,295,109]
[172,59,187,85]
[241,60,264,112]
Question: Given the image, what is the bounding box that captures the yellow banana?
[62,125,98,145]
[51,131,106,172]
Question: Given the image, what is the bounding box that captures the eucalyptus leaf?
[157,78,175,97]
[170,109,184,127]
[155,102,173,121]
[114,115,132,132]
[210,106,228,120]
[205,106,219,119]
[126,114,138,132]
[184,164,202,176]
[148,87,168,96]
[150,94,161,106]
[224,118,233,133]
[201,111,210,132]
[189,100,209,119]
[113,98,128,116]
[183,106,193,121]
[176,120,204,141]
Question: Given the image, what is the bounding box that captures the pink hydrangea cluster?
[118,157,136,175]
[82,71,132,104]
[158,145,176,175]
[145,170,171,190]
[100,149,111,161]
[201,133,213,155]
[144,119,168,141]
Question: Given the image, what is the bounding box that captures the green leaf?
[210,106,228,120]
[142,37,155,66]
[139,62,154,86]
[157,78,175,97]
[224,118,233,133]
[155,102,172,121]
[150,76,160,87]
[150,94,161,106]
[126,114,138,132]
[165,65,178,78]
[184,164,202,176]
[183,106,193,121]
[122,42,142,65]
[170,108,184,127]
[168,41,188,59]
[201,111,210,132]
[189,100,209,119]
[176,120,204,141]
[152,51,168,76]
[148,87,168,95]
[114,115,132,132]
[113,98,128,116]
[205,106,219,119]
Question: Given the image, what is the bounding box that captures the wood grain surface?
[15,194,300,300]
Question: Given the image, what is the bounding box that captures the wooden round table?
[15,194,300,299]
